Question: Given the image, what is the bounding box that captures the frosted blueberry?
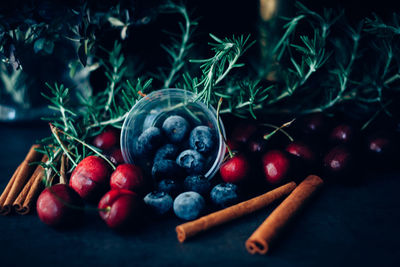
[173,191,205,220]
[162,115,190,143]
[144,191,173,216]
[176,149,205,174]
[183,175,211,196]
[189,126,215,154]
[210,183,239,208]
[135,127,162,156]
[154,144,179,162]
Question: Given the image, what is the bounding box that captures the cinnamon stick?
[0,145,42,215]
[245,175,323,255]
[176,181,297,243]
[13,154,48,215]
[0,165,21,213]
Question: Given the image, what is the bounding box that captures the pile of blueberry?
[134,115,216,178]
[134,115,238,220]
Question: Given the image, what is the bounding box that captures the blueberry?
[152,160,182,180]
[173,191,205,220]
[183,175,211,196]
[176,149,205,174]
[144,191,173,216]
[189,126,215,154]
[210,183,239,208]
[154,144,179,162]
[157,179,183,197]
[135,127,163,155]
[162,115,190,143]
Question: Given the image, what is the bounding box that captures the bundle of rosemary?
[6,2,398,181]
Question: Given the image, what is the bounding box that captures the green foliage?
[209,2,400,119]
[191,34,255,105]
[36,1,400,180]
[157,3,198,88]
[40,42,153,179]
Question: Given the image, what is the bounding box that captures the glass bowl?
[120,88,226,181]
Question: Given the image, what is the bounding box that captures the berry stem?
[217,98,234,158]
[50,123,117,170]
[59,154,67,185]
[50,124,78,168]
[263,119,295,141]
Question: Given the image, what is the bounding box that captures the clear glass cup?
[120,88,226,180]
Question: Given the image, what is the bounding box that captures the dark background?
[1,124,400,266]
[1,0,400,266]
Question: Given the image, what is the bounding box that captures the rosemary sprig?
[50,124,116,170]
[159,3,197,88]
[100,41,127,113]
[191,34,255,105]
[36,1,400,183]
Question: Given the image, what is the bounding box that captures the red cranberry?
[248,138,268,154]
[110,164,144,192]
[36,184,84,227]
[225,140,240,154]
[98,189,140,229]
[220,154,249,184]
[285,141,315,163]
[323,145,352,174]
[231,122,257,144]
[262,150,291,184]
[93,130,119,150]
[366,132,394,156]
[368,137,390,153]
[365,132,397,169]
[110,148,125,165]
[329,124,355,144]
[298,113,326,135]
[69,156,110,201]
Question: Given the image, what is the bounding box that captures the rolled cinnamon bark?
[0,165,21,213]
[0,145,42,215]
[245,175,323,255]
[176,181,296,243]
[13,155,48,215]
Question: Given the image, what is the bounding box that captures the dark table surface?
[1,123,399,267]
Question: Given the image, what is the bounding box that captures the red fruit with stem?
[217,98,249,184]
[299,113,326,134]
[285,141,315,163]
[231,122,257,144]
[248,138,268,154]
[323,145,352,174]
[93,130,119,150]
[69,156,111,201]
[366,131,395,157]
[329,124,355,144]
[110,164,144,192]
[110,148,125,165]
[365,132,397,169]
[220,154,250,184]
[225,139,240,155]
[98,189,140,229]
[368,137,390,153]
[262,150,291,184]
[36,184,84,227]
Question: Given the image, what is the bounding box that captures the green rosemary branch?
[191,34,255,105]
[159,3,197,88]
[99,41,127,113]
[37,1,400,181]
